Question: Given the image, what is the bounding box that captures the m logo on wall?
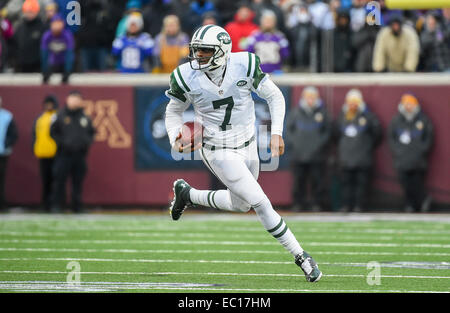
[82,100,132,148]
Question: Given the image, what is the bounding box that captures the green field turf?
[0,212,449,293]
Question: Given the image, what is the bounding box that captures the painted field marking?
[0,281,447,293]
[0,247,449,257]
[0,239,449,248]
[1,225,449,235]
[0,270,449,280]
[0,231,448,242]
[0,257,449,270]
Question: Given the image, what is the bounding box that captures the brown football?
[179,121,204,146]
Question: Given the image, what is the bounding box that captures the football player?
[165,25,322,282]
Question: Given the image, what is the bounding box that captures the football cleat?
[169,179,192,221]
[295,251,323,282]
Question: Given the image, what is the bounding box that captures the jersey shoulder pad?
[234,51,266,89]
[166,63,193,103]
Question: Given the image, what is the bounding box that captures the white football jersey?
[165,52,268,148]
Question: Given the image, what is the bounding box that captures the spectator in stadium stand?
[250,0,288,36]
[43,1,58,28]
[286,87,331,212]
[32,95,59,212]
[3,0,45,22]
[349,0,367,33]
[388,94,434,213]
[372,14,420,72]
[224,4,259,52]
[0,96,18,212]
[13,0,46,73]
[152,14,189,74]
[420,12,450,72]
[335,89,382,212]
[287,2,317,71]
[50,91,95,214]
[352,13,380,72]
[201,11,218,26]
[115,0,142,38]
[112,12,154,73]
[332,10,353,73]
[246,10,289,74]
[40,13,74,84]
[76,0,122,72]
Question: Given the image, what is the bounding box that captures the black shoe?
[169,179,192,221]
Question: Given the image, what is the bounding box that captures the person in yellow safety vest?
[32,95,58,211]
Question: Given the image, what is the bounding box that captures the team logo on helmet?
[217,32,231,45]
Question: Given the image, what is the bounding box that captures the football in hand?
[179,121,204,147]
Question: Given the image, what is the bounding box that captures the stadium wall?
[0,73,449,208]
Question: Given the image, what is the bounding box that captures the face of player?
[194,47,215,65]
[51,20,64,35]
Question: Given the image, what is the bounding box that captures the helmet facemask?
[189,43,226,71]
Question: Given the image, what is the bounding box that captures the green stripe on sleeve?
[247,52,252,77]
[207,191,214,208]
[252,54,266,89]
[211,191,218,209]
[168,72,187,102]
[176,67,191,92]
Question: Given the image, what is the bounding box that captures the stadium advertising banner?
[1,83,449,207]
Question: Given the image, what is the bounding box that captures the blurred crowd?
[0,0,449,81]
[286,88,434,213]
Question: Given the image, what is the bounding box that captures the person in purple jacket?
[247,10,290,74]
[41,14,75,84]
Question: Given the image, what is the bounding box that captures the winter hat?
[43,95,59,109]
[126,0,142,10]
[22,0,40,14]
[127,12,144,31]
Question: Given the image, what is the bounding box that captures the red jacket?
[224,10,259,52]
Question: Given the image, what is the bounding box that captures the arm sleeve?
[254,76,286,137]
[5,119,18,148]
[165,98,190,147]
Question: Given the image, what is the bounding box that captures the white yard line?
[1,212,450,223]
[0,281,447,293]
[0,231,448,242]
[1,226,449,235]
[0,270,449,280]
[0,247,449,256]
[0,238,448,248]
[0,257,449,269]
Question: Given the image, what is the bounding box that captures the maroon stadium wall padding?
[1,84,449,207]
